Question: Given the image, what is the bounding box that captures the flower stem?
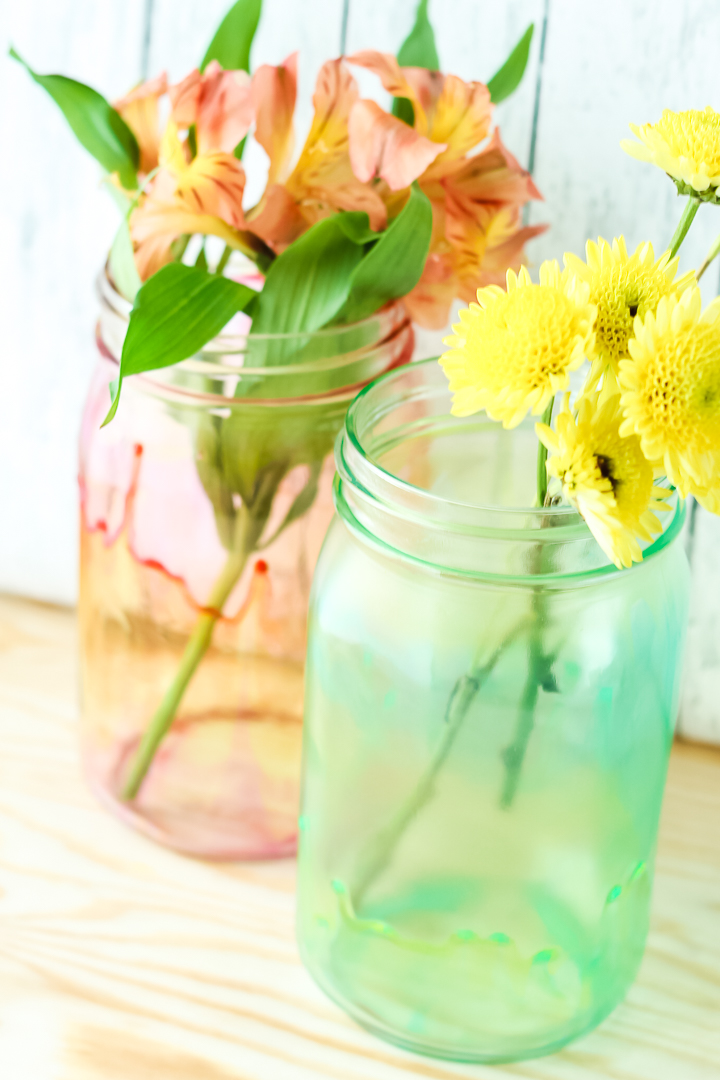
[351,622,528,911]
[500,592,551,809]
[120,505,265,801]
[215,244,232,276]
[669,197,701,259]
[536,398,554,507]
[696,230,720,283]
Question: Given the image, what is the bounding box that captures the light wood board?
[0,594,719,1079]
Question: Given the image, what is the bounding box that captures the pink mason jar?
[79,268,413,859]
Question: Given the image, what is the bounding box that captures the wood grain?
[1,594,719,1080]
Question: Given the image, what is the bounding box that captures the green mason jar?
[296,359,690,1063]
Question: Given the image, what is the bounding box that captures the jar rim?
[98,263,409,378]
[335,359,686,582]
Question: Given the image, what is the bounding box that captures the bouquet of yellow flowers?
[441,107,720,568]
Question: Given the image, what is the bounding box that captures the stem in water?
[500,593,552,809]
[351,624,527,910]
[121,505,264,801]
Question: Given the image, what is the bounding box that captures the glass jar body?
[297,468,689,1060]
[79,281,413,859]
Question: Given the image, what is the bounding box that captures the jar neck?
[97,266,414,406]
[335,359,686,583]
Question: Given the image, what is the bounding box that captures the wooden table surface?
[1,594,719,1080]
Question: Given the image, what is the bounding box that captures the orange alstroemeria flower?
[114,72,168,176]
[345,51,545,328]
[122,48,543,320]
[252,52,298,185]
[131,123,249,279]
[246,58,387,251]
[348,99,444,191]
[169,60,253,155]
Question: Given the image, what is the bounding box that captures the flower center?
[595,454,614,482]
[658,108,720,173]
[477,286,584,391]
[592,266,664,369]
[644,321,720,452]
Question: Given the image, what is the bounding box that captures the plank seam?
[141,0,156,81]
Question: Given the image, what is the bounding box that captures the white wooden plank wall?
[1,0,147,603]
[1,0,719,736]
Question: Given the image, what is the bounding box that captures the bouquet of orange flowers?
[12,0,545,806]
[13,0,543,422]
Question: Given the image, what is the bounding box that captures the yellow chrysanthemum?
[619,288,720,499]
[692,470,720,515]
[440,263,596,429]
[621,107,720,200]
[564,237,695,390]
[536,394,670,569]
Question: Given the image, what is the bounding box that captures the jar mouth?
[335,359,685,581]
[98,264,411,403]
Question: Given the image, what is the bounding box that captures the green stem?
[215,243,232,276]
[500,594,550,809]
[696,230,720,283]
[669,197,701,259]
[351,622,528,911]
[536,398,554,507]
[499,501,557,809]
[121,506,264,801]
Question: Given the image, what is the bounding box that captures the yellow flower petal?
[619,289,720,500]
[439,261,596,429]
[622,107,720,198]
[563,235,695,390]
[543,393,670,568]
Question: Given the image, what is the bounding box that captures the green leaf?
[396,0,439,68]
[195,243,209,272]
[392,96,416,126]
[200,0,263,73]
[486,24,534,104]
[338,184,433,323]
[10,47,139,188]
[335,211,379,246]
[104,264,256,424]
[248,217,366,361]
[108,218,142,302]
[392,0,439,126]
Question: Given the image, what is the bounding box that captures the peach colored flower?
[122,49,542,318]
[348,99,444,191]
[345,51,544,328]
[131,124,248,279]
[169,60,253,154]
[251,53,298,185]
[347,52,493,177]
[114,72,168,176]
[246,59,387,251]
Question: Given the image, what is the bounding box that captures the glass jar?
[297,360,689,1062]
[79,268,413,859]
